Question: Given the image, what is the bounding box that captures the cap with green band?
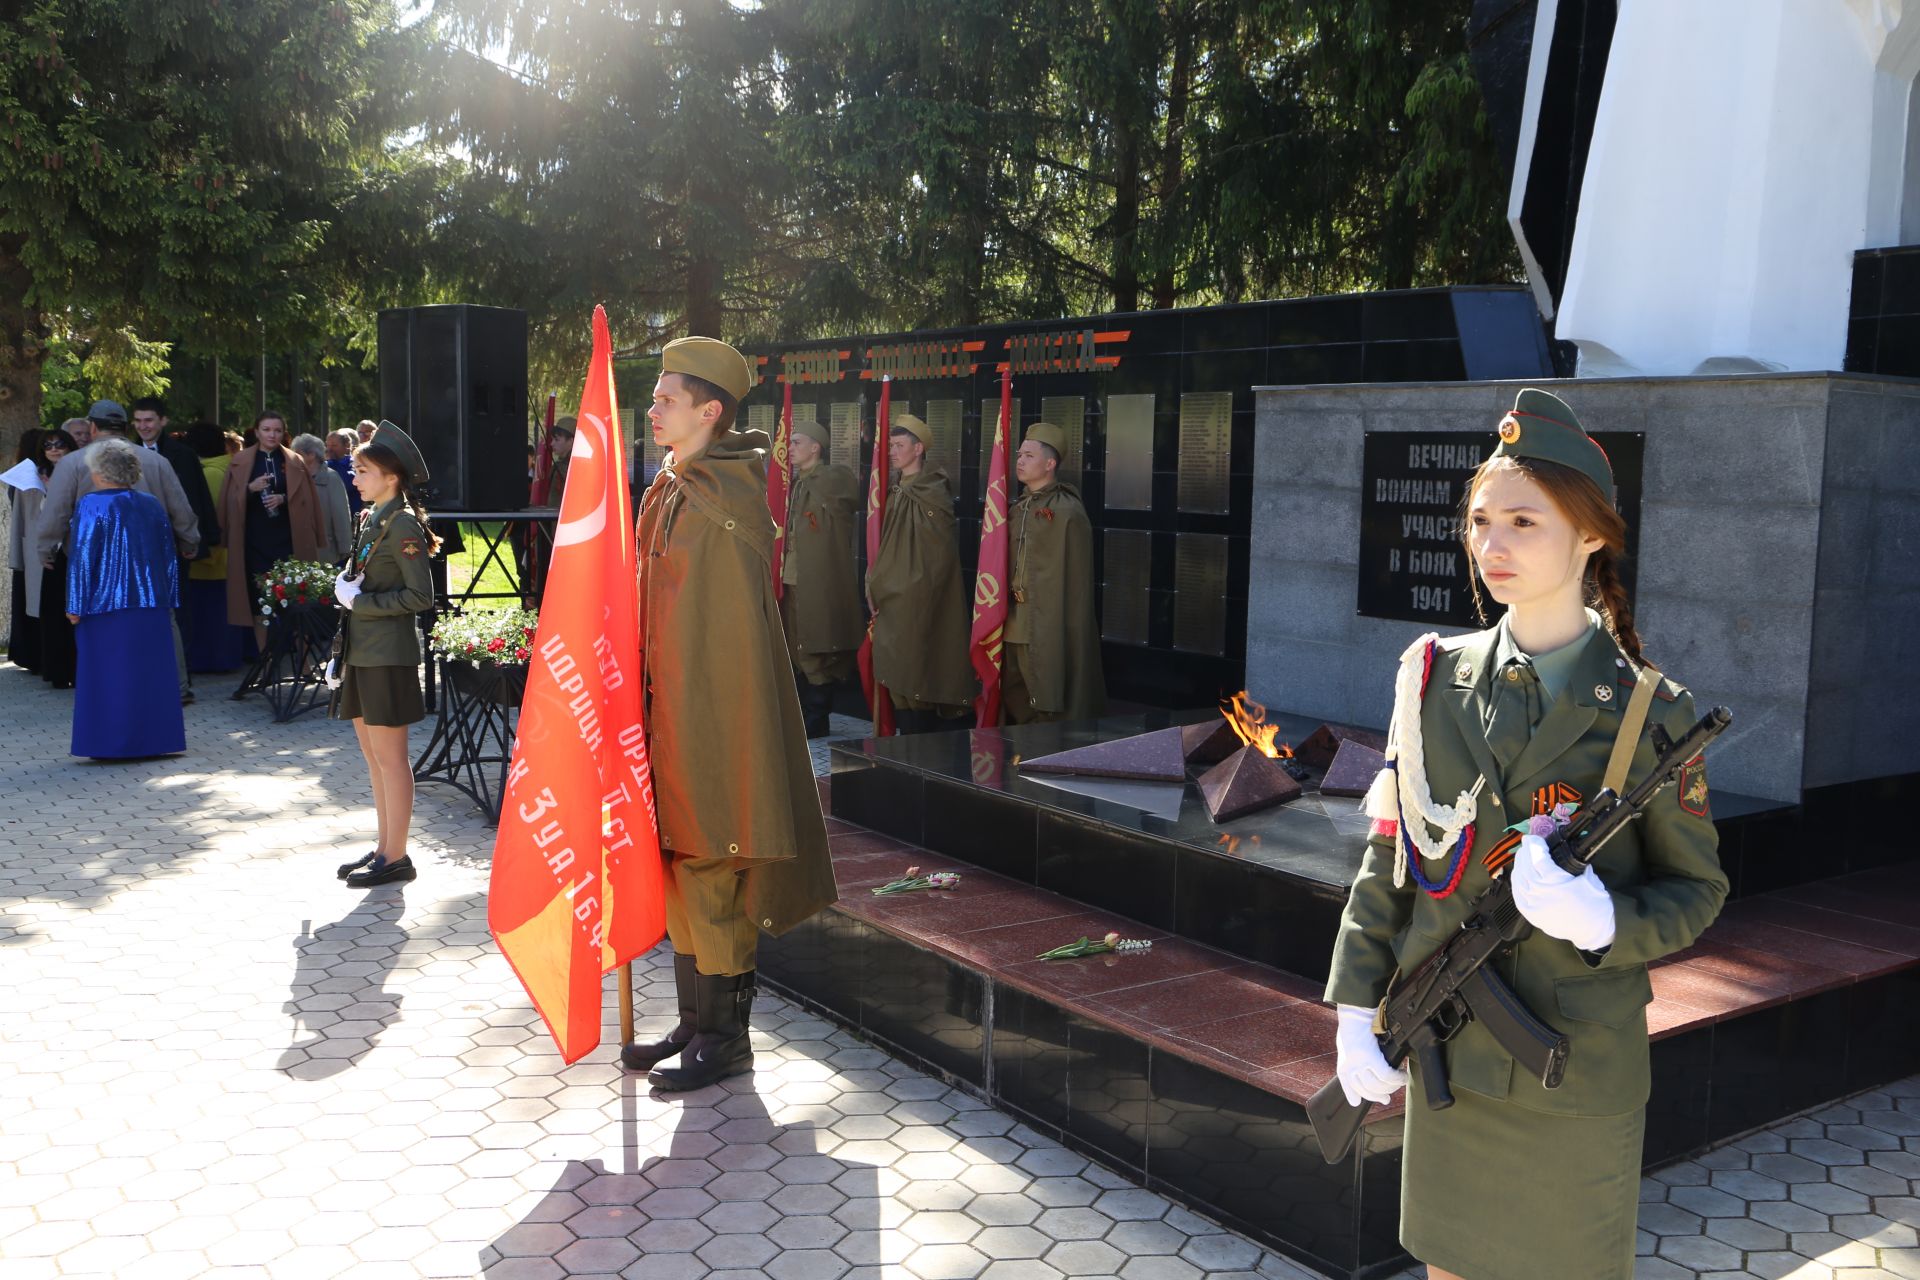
[1492,388,1613,495]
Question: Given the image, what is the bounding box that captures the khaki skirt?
[331,664,424,728]
[1400,1073,1645,1280]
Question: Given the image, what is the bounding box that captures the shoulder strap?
[1603,664,1662,794]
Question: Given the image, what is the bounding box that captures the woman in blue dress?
[65,437,185,759]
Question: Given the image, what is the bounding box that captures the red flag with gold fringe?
[769,381,792,599]
[488,306,664,1064]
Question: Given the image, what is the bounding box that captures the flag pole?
[618,963,635,1045]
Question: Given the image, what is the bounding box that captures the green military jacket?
[1324,623,1727,1117]
[781,460,863,655]
[866,467,976,707]
[341,498,434,668]
[1005,480,1105,718]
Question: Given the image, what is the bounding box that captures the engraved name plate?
[1039,395,1085,487]
[1172,532,1229,656]
[1103,393,1155,511]
[1177,391,1232,514]
[829,401,861,468]
[1102,528,1152,646]
[926,399,963,480]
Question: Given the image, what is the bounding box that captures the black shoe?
[649,971,755,1092]
[800,682,834,739]
[346,856,416,888]
[621,952,698,1071]
[336,850,380,880]
[180,690,195,706]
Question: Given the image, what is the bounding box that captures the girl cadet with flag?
[620,336,837,1092]
[1324,389,1726,1280]
[329,422,437,889]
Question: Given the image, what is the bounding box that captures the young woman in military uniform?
[329,423,437,889]
[1325,389,1727,1280]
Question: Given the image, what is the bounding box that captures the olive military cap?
[790,411,829,449]
[890,413,932,448]
[662,336,754,402]
[373,420,431,486]
[1023,422,1067,457]
[1493,388,1613,495]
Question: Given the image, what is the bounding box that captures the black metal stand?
[230,605,338,722]
[413,657,526,824]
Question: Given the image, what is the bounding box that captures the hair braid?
[1589,549,1646,669]
[403,485,443,557]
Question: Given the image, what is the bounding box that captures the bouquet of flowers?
[1036,931,1153,961]
[870,866,962,896]
[256,559,339,616]
[429,608,540,667]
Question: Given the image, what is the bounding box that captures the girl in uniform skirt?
[329,423,437,889]
[1325,389,1727,1280]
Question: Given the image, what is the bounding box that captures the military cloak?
[780,461,863,658]
[1005,481,1105,719]
[866,467,975,708]
[636,428,838,936]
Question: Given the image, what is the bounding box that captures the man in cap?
[544,416,577,505]
[778,409,862,736]
[621,336,837,1092]
[865,413,976,732]
[1003,422,1104,723]
[35,400,202,704]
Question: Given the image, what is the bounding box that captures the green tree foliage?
[0,0,440,459]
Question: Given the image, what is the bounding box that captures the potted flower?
[255,558,340,619]
[429,607,539,705]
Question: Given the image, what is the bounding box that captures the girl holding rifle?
[1325,389,1727,1280]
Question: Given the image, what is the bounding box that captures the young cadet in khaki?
[1003,422,1105,723]
[1325,389,1727,1280]
[779,411,862,736]
[622,336,838,1092]
[865,413,974,732]
[330,422,437,889]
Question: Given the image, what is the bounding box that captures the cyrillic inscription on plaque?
[829,402,861,468]
[1101,528,1152,646]
[1177,391,1232,514]
[1103,394,1154,511]
[1172,533,1228,656]
[1039,396,1085,487]
[926,400,963,481]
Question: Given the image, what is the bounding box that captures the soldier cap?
[372,420,431,486]
[890,413,932,448]
[1492,388,1612,495]
[1023,421,1067,458]
[790,411,829,449]
[550,415,577,437]
[662,336,753,402]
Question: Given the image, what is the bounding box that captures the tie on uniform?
[1485,657,1544,774]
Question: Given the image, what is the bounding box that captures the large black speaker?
[377,305,529,511]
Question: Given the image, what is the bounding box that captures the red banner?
[531,393,557,506]
[970,367,1013,727]
[858,377,895,737]
[489,306,664,1065]
[769,381,793,599]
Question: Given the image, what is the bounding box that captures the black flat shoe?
[336,851,379,880]
[346,856,416,888]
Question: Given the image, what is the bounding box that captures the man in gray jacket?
[35,400,201,703]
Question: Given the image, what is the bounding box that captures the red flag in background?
[489,306,664,1065]
[769,381,793,599]
[530,392,558,506]
[857,376,895,737]
[970,367,1014,727]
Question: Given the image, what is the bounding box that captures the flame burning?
[1221,691,1292,760]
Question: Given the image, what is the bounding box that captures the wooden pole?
[617,962,635,1045]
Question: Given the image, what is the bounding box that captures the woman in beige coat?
[219,412,323,644]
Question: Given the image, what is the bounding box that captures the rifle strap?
[1603,664,1662,794]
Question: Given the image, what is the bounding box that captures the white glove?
[324,659,343,690]
[333,572,362,610]
[1335,1004,1408,1107]
[1512,834,1616,952]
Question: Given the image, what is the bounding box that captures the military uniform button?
[763,918,773,928]
[1595,684,1613,702]
[1488,793,1501,806]
[728,842,739,853]
[724,519,736,529]
[1505,668,1521,683]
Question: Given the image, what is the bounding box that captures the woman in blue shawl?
[66,437,185,758]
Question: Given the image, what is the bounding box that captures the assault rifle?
[1306,704,1732,1164]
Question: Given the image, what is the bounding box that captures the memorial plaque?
[829,401,862,468]
[1039,395,1085,487]
[926,399,963,480]
[1101,528,1151,645]
[1356,430,1644,627]
[1178,391,1233,514]
[1104,393,1155,510]
[1172,532,1229,656]
[747,403,776,439]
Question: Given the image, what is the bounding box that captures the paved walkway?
[1,661,1916,1280]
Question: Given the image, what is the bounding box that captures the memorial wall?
[630,286,1551,705]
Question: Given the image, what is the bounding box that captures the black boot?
[800,681,834,739]
[648,970,755,1092]
[620,952,698,1071]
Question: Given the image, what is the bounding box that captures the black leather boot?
[648,970,755,1092]
[800,681,834,738]
[620,953,698,1071]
